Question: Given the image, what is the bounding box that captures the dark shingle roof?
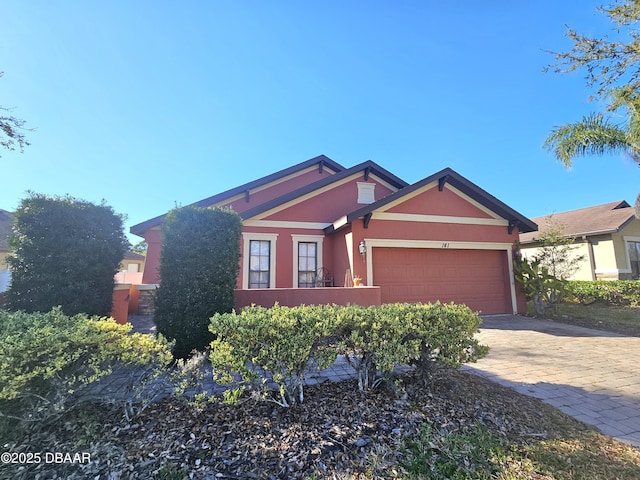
[130,155,344,236]
[519,200,635,243]
[123,251,146,261]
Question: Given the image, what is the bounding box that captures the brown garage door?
[372,247,511,314]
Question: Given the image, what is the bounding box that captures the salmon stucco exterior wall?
[141,228,162,284]
[131,156,536,315]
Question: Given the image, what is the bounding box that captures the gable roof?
[519,200,636,243]
[130,154,344,236]
[238,160,408,221]
[333,167,537,234]
[0,209,13,252]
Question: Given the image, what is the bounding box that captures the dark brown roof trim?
[338,167,537,234]
[130,155,344,236]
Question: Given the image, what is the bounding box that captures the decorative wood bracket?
[438,175,449,192]
[319,159,324,173]
[508,220,518,235]
[245,190,250,203]
[364,166,371,181]
[363,212,373,229]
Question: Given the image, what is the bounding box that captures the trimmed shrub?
[208,302,489,405]
[210,304,337,406]
[335,303,488,390]
[564,280,640,306]
[6,193,129,316]
[0,308,172,431]
[154,206,242,358]
[334,304,422,390]
[401,302,489,379]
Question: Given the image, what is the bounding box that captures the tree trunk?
[533,294,547,317]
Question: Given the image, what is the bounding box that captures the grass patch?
[402,424,536,479]
[552,302,640,336]
[527,430,640,479]
[401,423,640,480]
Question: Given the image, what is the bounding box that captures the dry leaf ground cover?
[4,364,640,479]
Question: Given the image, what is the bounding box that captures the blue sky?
[2,1,638,244]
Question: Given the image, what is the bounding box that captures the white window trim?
[242,232,278,289]
[291,234,324,287]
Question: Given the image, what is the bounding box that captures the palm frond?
[543,113,631,167]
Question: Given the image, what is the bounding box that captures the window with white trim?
[249,240,271,288]
[298,242,317,287]
[242,233,278,289]
[291,234,324,287]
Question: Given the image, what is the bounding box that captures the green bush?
[564,280,640,306]
[335,303,488,389]
[400,302,490,378]
[0,308,172,431]
[209,302,488,405]
[513,253,565,317]
[210,304,337,406]
[154,206,242,358]
[334,304,422,390]
[6,193,129,316]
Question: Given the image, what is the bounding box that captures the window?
[298,242,317,287]
[127,263,140,273]
[629,240,640,279]
[249,240,271,288]
[242,233,278,289]
[291,234,324,287]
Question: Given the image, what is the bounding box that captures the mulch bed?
[3,367,593,479]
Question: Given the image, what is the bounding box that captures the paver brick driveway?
[464,315,640,447]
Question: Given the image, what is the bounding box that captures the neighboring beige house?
[120,251,145,273]
[519,200,640,281]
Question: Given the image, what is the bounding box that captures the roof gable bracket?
[245,189,250,203]
[319,159,325,173]
[363,212,373,229]
[438,175,449,192]
[508,220,518,235]
[364,166,371,181]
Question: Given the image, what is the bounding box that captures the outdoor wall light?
[358,241,366,258]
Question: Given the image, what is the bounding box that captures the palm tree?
[544,88,640,217]
[543,87,640,168]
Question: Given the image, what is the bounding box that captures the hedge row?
[564,280,640,306]
[209,303,489,407]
